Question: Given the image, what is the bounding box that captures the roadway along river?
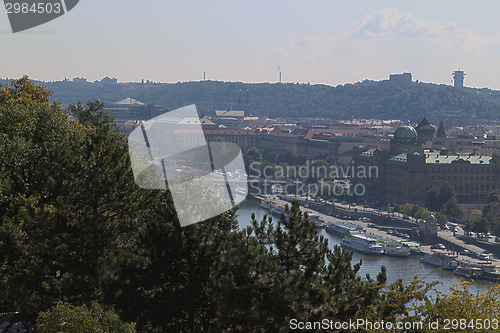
[237,198,495,295]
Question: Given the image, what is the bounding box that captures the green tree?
[275,149,296,165]
[426,187,440,211]
[0,79,156,316]
[206,200,387,331]
[486,190,500,205]
[261,148,278,164]
[0,75,54,107]
[415,280,500,333]
[442,197,464,220]
[426,183,460,218]
[435,212,448,226]
[415,207,431,220]
[244,146,262,164]
[465,190,500,235]
[309,159,329,181]
[437,183,456,207]
[366,278,500,333]
[37,302,135,333]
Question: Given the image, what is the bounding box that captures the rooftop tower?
[453,70,465,88]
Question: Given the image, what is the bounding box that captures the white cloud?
[273,7,500,86]
[271,48,290,62]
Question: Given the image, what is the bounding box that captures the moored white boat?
[269,205,286,217]
[420,251,459,270]
[479,264,500,282]
[260,200,272,210]
[384,243,411,258]
[454,264,482,279]
[325,221,361,238]
[341,234,384,255]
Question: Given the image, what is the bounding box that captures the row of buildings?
[353,120,500,207]
[111,96,500,206]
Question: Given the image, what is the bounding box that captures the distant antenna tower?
[452,69,465,88]
[276,65,282,83]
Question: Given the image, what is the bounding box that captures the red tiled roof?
[303,128,374,139]
[203,129,257,135]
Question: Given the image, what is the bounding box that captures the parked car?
[479,254,491,261]
[431,244,446,250]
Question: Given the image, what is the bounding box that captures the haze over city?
[6,1,500,331]
[2,0,500,89]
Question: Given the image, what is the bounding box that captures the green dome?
[394,125,417,144]
[426,214,436,221]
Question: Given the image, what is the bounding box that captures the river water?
[237,198,495,295]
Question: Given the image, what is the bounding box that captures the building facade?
[353,124,500,205]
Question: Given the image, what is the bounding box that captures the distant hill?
[3,78,500,121]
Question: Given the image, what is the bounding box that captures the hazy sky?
[2,0,500,89]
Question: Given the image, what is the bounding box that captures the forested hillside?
[4,78,500,120]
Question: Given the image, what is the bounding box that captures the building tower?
[390,125,420,154]
[453,70,465,88]
[436,120,446,138]
[415,117,436,144]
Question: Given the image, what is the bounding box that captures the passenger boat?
[269,205,286,217]
[480,264,500,282]
[420,251,459,270]
[384,243,411,258]
[455,264,482,279]
[341,234,384,255]
[260,200,272,210]
[325,221,362,238]
[269,205,290,225]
